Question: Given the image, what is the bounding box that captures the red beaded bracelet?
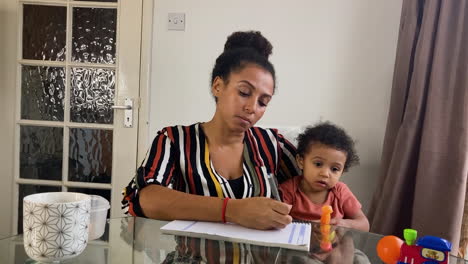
[221,197,230,223]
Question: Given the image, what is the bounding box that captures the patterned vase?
[23,192,91,263]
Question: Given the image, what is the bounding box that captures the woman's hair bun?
[223,31,273,59]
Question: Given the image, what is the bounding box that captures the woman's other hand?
[225,197,292,229]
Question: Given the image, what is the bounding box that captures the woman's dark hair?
[296,122,360,172]
[211,31,276,95]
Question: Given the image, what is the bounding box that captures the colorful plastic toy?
[320,205,333,251]
[377,228,452,264]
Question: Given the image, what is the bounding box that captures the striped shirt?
[122,123,299,217]
[121,123,300,263]
[163,236,284,263]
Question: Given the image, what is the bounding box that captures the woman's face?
[212,64,274,132]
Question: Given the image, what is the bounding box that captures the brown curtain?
[368,0,468,254]
[458,182,468,259]
[460,185,468,257]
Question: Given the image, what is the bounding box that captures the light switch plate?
[168,13,185,31]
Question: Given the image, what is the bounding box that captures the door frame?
[0,0,18,238]
[0,0,153,235]
[137,0,152,162]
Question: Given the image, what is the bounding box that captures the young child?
[279,122,369,232]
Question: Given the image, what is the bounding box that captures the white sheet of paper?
[161,220,311,251]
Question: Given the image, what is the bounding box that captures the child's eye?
[258,101,267,107]
[314,162,322,167]
[332,167,341,172]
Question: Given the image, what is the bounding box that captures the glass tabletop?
[0,217,466,263]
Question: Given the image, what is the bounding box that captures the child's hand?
[326,231,355,264]
[310,227,352,262]
[310,222,338,252]
[330,210,370,232]
[330,218,348,228]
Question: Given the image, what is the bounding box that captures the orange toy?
[376,235,404,264]
[320,205,333,251]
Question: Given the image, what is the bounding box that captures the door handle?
[112,98,133,127]
[111,105,132,110]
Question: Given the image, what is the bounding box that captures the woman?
[122,31,300,230]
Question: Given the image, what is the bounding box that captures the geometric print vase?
[23,192,91,263]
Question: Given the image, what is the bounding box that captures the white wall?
[149,0,402,212]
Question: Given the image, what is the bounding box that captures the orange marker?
[320,205,333,251]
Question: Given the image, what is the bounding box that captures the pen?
[267,173,282,201]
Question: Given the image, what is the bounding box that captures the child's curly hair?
[296,121,360,172]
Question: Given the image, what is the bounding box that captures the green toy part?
[403,228,417,246]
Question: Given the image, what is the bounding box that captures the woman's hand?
[225,197,292,230]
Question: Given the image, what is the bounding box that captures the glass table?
[0,217,466,263]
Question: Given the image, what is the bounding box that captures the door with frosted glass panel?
[15,0,142,234]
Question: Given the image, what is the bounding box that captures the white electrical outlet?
[168,13,185,31]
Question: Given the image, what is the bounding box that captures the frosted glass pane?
[21,66,65,121]
[72,7,117,64]
[69,128,112,184]
[70,67,115,124]
[18,185,62,234]
[22,5,66,61]
[20,126,63,181]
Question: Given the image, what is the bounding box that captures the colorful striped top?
[122,123,300,216]
[163,236,285,263]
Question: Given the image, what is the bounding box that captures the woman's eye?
[239,91,250,97]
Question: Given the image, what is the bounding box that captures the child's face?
[296,143,347,192]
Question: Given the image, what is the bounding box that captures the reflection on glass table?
[0,217,466,263]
